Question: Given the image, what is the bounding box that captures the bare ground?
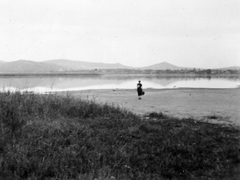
[61,88,240,126]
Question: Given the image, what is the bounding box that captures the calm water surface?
[0,75,239,93]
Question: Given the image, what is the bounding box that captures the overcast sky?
[0,0,239,68]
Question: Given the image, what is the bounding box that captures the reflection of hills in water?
[146,78,179,87]
[0,76,105,90]
[0,76,182,90]
[0,76,239,92]
[0,77,58,89]
[103,75,181,86]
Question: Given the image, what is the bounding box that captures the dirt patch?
[60,88,240,126]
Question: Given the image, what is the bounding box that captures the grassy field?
[0,92,239,180]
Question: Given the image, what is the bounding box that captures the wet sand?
[61,88,240,126]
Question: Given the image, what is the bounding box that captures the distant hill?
[141,62,186,70]
[0,60,64,73]
[0,59,239,73]
[44,59,131,70]
[217,66,240,70]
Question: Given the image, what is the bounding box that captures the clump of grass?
[0,91,239,179]
[207,114,219,119]
[146,112,168,119]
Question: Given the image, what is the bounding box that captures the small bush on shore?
[0,91,239,179]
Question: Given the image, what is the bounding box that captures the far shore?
[58,88,240,126]
[0,72,101,77]
[0,72,239,78]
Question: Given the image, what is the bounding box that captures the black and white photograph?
[0,0,240,179]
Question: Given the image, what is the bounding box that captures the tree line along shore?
[0,68,239,77]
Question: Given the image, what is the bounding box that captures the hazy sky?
[0,0,239,68]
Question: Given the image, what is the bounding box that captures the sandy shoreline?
[57,88,240,126]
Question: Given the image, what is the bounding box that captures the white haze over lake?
[0,0,240,69]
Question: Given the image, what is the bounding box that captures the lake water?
[0,75,239,93]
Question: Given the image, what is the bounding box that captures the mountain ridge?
[218,66,240,70]
[0,59,239,73]
[0,60,64,73]
[44,59,132,70]
[141,62,187,70]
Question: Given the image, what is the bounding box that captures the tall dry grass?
[0,91,239,179]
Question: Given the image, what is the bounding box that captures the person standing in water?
[137,80,144,99]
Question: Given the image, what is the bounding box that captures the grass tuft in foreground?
[0,91,239,179]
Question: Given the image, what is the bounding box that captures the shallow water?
[0,75,239,93]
